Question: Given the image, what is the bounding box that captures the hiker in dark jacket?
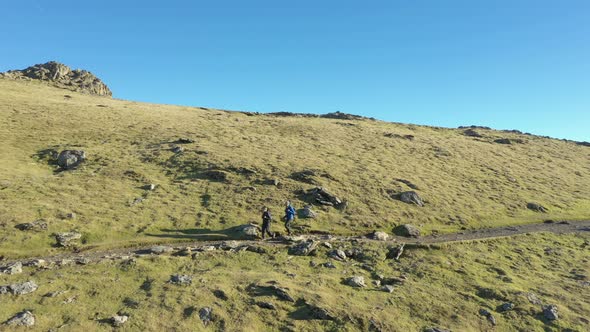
[284,201,296,235]
[261,207,273,239]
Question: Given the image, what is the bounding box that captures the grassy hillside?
[0,78,589,258]
[1,232,588,331]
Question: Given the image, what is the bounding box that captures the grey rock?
[256,301,276,310]
[4,310,35,327]
[479,308,497,326]
[111,315,128,327]
[1,61,112,96]
[381,285,395,293]
[169,274,192,285]
[346,276,366,288]
[393,224,421,237]
[463,129,483,137]
[527,202,548,213]
[144,184,156,191]
[309,305,334,320]
[500,302,514,312]
[288,240,318,256]
[171,146,184,153]
[15,220,48,231]
[301,205,317,218]
[213,289,228,301]
[149,245,174,254]
[204,170,228,181]
[57,150,86,170]
[395,191,424,206]
[329,249,347,261]
[322,262,336,269]
[0,261,22,275]
[270,285,295,302]
[386,244,405,260]
[543,305,559,321]
[174,138,194,144]
[55,232,82,247]
[369,231,389,241]
[8,281,38,295]
[305,187,345,209]
[232,224,259,239]
[199,307,213,325]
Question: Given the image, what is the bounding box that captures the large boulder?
[543,305,559,321]
[55,232,82,247]
[288,240,318,256]
[0,262,22,275]
[394,191,424,206]
[228,224,259,240]
[57,150,86,170]
[300,205,317,219]
[4,311,35,327]
[527,202,548,213]
[369,231,389,241]
[393,224,421,238]
[0,61,112,96]
[345,276,366,288]
[8,281,38,295]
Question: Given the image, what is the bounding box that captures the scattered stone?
[500,302,514,312]
[304,187,345,209]
[288,240,318,256]
[372,280,381,287]
[329,249,347,261]
[381,276,408,285]
[381,285,395,293]
[369,231,389,241]
[15,220,48,231]
[527,202,548,213]
[386,244,405,260]
[65,212,76,219]
[463,129,483,137]
[479,309,497,326]
[4,281,38,295]
[393,191,424,206]
[526,292,542,305]
[270,285,295,302]
[346,276,366,288]
[0,261,22,275]
[204,170,228,181]
[149,245,174,255]
[57,150,86,170]
[25,259,47,268]
[75,257,90,265]
[213,289,228,301]
[174,247,192,257]
[393,224,421,237]
[4,310,35,327]
[111,315,128,327]
[543,305,559,321]
[220,241,240,250]
[199,307,213,325]
[322,242,332,249]
[322,262,336,269]
[174,138,194,144]
[144,184,156,191]
[301,205,317,219]
[169,274,192,285]
[246,246,267,254]
[309,305,334,320]
[171,146,184,154]
[494,138,512,144]
[256,301,276,310]
[55,232,82,247]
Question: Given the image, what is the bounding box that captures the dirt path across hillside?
[2,220,589,267]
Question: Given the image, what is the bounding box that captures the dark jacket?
[262,211,272,224]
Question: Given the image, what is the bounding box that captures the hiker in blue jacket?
[284,201,296,235]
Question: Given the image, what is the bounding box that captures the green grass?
[1,78,589,258]
[1,232,588,331]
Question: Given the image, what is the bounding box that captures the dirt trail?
[2,220,589,266]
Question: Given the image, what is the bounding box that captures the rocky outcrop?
[393,224,421,238]
[4,311,35,327]
[0,61,112,96]
[0,61,113,97]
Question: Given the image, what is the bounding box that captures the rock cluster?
[0,61,112,96]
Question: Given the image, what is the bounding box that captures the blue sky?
[1,1,589,141]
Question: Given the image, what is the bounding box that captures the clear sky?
[1,0,589,141]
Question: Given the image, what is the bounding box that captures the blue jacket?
[285,206,296,219]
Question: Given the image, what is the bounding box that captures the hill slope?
[0,78,589,257]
